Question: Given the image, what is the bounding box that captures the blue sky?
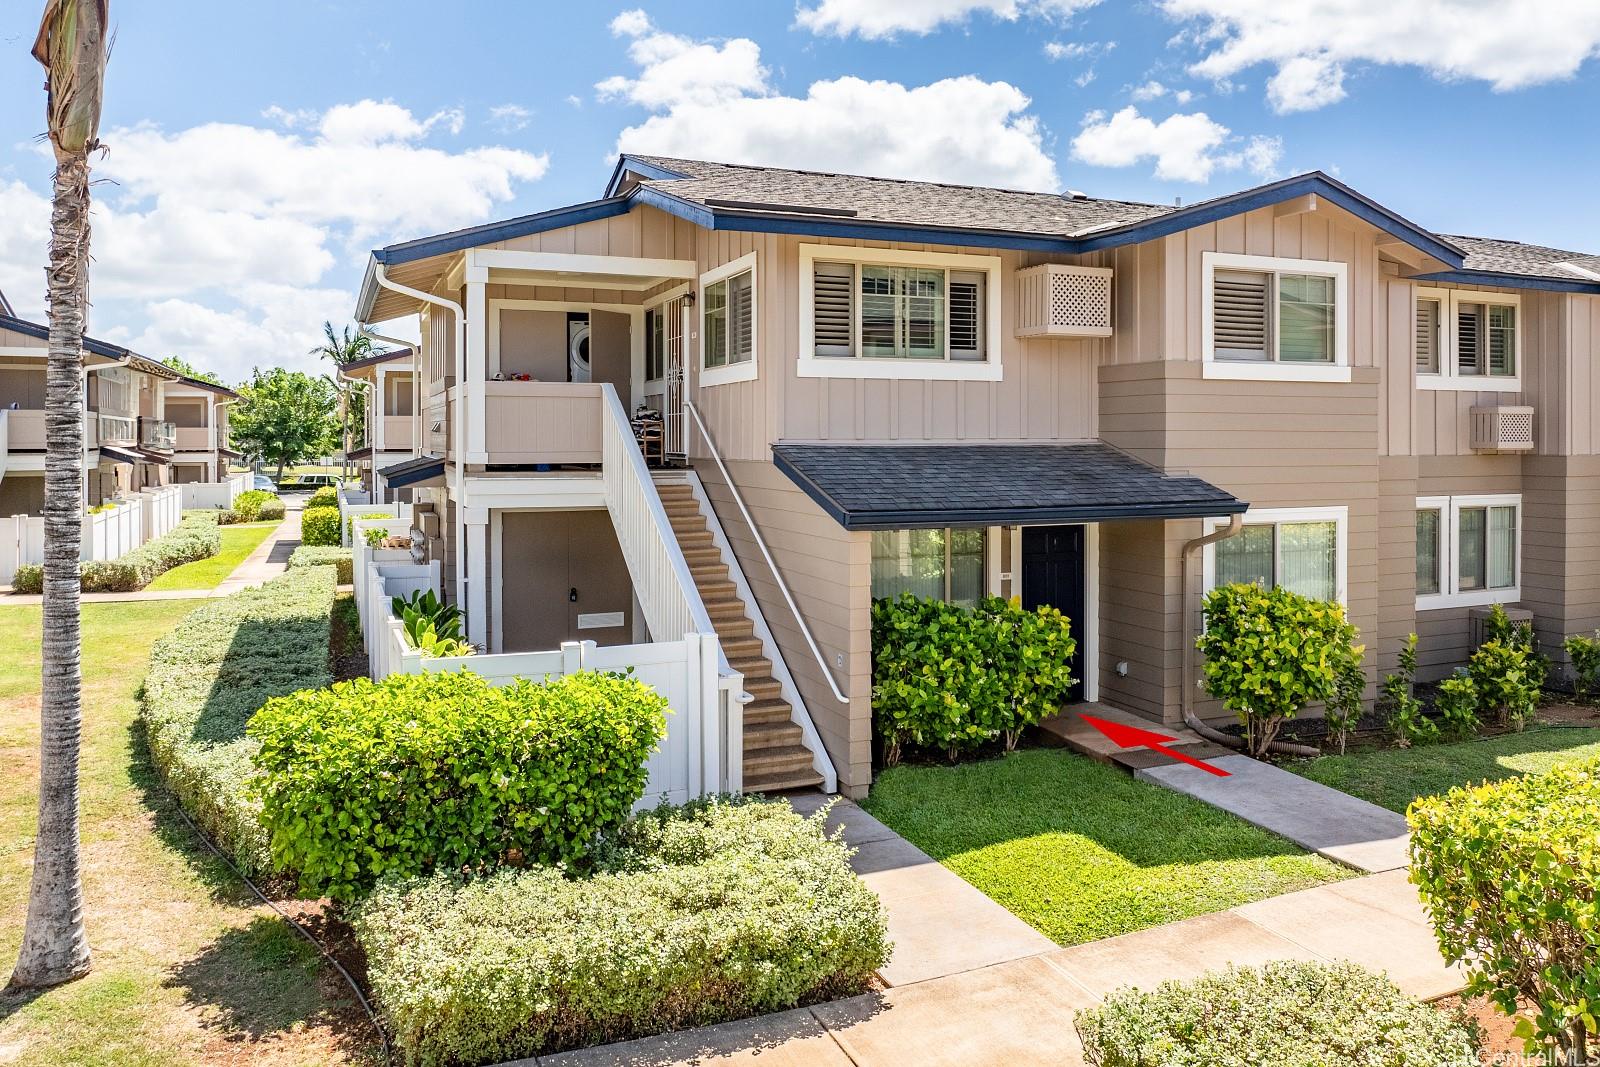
[2,0,1598,383]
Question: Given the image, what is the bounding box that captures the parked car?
[251,474,275,493]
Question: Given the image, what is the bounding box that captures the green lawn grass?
[1290,725,1600,813]
[0,601,371,1065]
[862,748,1350,946]
[143,521,279,592]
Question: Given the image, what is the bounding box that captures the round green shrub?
[1196,582,1361,757]
[1074,960,1480,1067]
[256,498,285,521]
[871,593,1077,764]
[214,508,241,526]
[306,485,339,508]
[249,669,670,900]
[352,798,890,1065]
[1410,759,1600,1058]
[299,504,341,546]
[231,489,282,523]
[9,564,43,594]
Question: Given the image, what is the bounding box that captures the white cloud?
[1162,0,1600,112]
[0,101,549,382]
[1043,39,1113,60]
[603,18,1060,190]
[1070,105,1280,182]
[1130,80,1195,104]
[489,103,533,131]
[797,0,1099,39]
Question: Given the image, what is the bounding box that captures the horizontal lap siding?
[697,459,872,797]
[1098,518,1189,724]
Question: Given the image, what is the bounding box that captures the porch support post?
[464,262,489,464]
[464,504,489,649]
[373,365,387,453]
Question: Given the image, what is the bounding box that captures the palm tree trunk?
[10,151,93,991]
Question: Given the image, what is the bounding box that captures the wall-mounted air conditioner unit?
[1014,263,1114,339]
[1469,405,1534,453]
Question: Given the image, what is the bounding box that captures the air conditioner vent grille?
[1470,405,1535,452]
[1015,263,1113,338]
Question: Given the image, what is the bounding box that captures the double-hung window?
[1203,252,1348,382]
[799,245,1002,382]
[700,252,756,386]
[870,528,987,608]
[1207,506,1347,604]
[1415,288,1519,389]
[1416,495,1520,607]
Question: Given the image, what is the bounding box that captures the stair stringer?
[662,469,838,794]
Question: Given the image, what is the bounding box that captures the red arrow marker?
[1079,714,1232,777]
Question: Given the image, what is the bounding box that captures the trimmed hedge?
[232,489,281,522]
[300,505,341,546]
[353,798,890,1065]
[141,565,338,876]
[1074,961,1480,1067]
[214,508,241,526]
[249,669,668,900]
[306,485,339,508]
[256,497,285,521]
[12,511,222,594]
[1410,759,1600,1056]
[287,545,353,585]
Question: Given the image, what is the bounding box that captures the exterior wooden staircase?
[655,480,824,794]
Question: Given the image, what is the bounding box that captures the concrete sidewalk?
[214,505,302,595]
[533,869,1462,1067]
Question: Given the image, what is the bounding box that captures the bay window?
[1204,253,1348,381]
[1416,495,1520,606]
[1207,506,1347,604]
[1415,288,1519,389]
[871,528,987,607]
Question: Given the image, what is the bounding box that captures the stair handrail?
[684,401,850,705]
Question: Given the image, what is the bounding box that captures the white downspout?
[368,264,467,610]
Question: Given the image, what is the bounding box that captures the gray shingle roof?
[771,442,1247,530]
[1444,234,1600,282]
[626,155,1176,238]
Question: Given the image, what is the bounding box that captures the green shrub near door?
[299,504,341,546]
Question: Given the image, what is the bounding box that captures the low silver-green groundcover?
[352,798,890,1067]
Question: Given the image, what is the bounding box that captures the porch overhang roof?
[772,442,1248,531]
[98,446,142,466]
[377,454,445,489]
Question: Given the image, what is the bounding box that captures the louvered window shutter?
[1415,297,1440,374]
[729,270,754,364]
[1213,270,1269,361]
[948,271,985,361]
[813,262,854,357]
[1457,302,1484,375]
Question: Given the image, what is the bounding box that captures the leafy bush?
[83,512,222,592]
[9,565,42,594]
[256,497,285,521]
[214,508,240,526]
[1195,583,1361,757]
[1381,633,1436,747]
[346,510,390,541]
[871,593,1077,765]
[352,798,889,1065]
[1324,651,1366,755]
[1074,960,1479,1067]
[287,546,352,585]
[1410,759,1600,1059]
[250,669,669,900]
[306,485,339,508]
[1566,630,1600,701]
[1435,670,1480,740]
[141,565,337,877]
[390,588,469,656]
[1468,638,1541,731]
[232,489,279,522]
[299,504,341,546]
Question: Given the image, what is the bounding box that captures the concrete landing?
[788,794,1057,987]
[1040,702,1208,764]
[1136,753,1413,873]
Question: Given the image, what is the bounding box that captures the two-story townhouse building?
[2,310,184,512]
[353,154,1600,798]
[163,376,240,484]
[339,347,418,501]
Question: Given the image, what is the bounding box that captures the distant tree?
[231,368,339,482]
[160,355,223,386]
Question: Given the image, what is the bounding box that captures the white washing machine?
[568,315,591,383]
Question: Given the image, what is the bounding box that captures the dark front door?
[1021,525,1087,703]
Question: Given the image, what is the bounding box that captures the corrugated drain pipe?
[1180,513,1322,759]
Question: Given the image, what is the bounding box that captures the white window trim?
[1415,493,1522,609]
[1202,505,1349,606]
[796,243,1003,382]
[698,252,758,388]
[641,282,691,398]
[1201,252,1350,383]
[1414,286,1522,393]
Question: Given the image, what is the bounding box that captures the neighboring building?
[338,347,416,501]
[164,376,240,483]
[354,154,1600,798]
[2,311,185,512]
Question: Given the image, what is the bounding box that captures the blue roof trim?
[373,197,634,267]
[1074,173,1464,266]
[1411,269,1600,295]
[604,155,692,197]
[630,186,718,229]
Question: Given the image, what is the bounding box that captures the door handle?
[569,587,578,602]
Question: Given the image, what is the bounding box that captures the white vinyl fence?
[181,472,250,511]
[1,484,184,584]
[351,516,744,804]
[338,489,403,548]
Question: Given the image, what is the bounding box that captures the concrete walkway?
[531,869,1462,1067]
[214,504,302,596]
[1137,754,1413,873]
